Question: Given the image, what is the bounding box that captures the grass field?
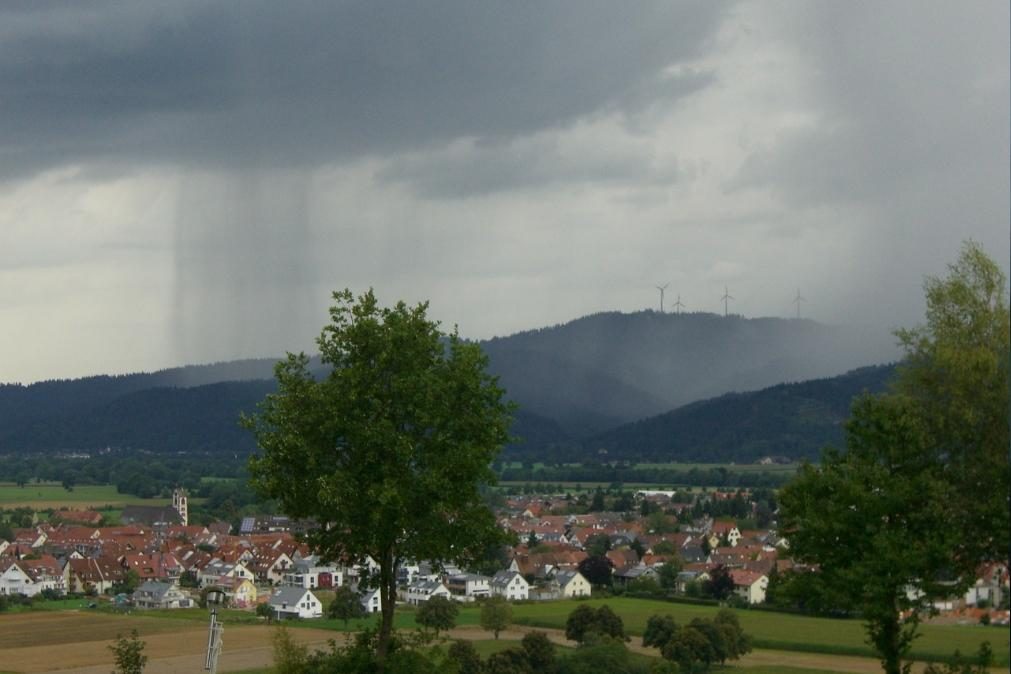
[501,461,801,473]
[0,482,205,510]
[4,604,1002,674]
[505,598,1009,665]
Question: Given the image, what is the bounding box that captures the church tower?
[172,488,189,526]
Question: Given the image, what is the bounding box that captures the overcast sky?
[1,1,1007,384]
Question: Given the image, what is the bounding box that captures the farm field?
[634,461,801,474]
[1,607,1003,674]
[507,598,1009,666]
[0,482,205,510]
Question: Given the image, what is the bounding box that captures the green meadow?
[505,598,1008,665]
[0,482,205,510]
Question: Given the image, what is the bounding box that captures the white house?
[729,570,768,604]
[134,581,193,610]
[0,561,36,596]
[361,587,383,614]
[269,587,323,619]
[198,561,254,588]
[283,557,343,590]
[446,573,491,601]
[404,579,451,605]
[490,571,529,601]
[554,570,591,598]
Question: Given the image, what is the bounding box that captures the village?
[1,487,1006,626]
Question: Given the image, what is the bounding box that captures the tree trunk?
[375,550,397,671]
[869,603,904,674]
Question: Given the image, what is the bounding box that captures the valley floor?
[2,612,1003,674]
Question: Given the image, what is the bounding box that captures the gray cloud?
[0,1,729,180]
[0,1,1006,385]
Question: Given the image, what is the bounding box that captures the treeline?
[497,464,794,488]
[0,451,249,496]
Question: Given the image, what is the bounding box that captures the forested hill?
[0,311,897,458]
[580,364,896,463]
[481,311,896,436]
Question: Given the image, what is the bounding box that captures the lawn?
[0,482,205,510]
[507,598,1009,665]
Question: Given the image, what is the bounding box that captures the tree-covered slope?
[583,364,896,462]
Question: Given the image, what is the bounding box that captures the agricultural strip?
[506,598,1009,665]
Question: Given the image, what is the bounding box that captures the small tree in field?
[255,601,274,622]
[109,630,147,674]
[415,596,458,639]
[327,585,365,628]
[480,596,512,639]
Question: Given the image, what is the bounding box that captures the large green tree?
[245,289,513,666]
[779,242,1009,674]
[892,241,1009,564]
[780,396,959,673]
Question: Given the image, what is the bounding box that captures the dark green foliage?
[484,648,532,674]
[520,631,556,671]
[576,555,614,588]
[109,630,147,674]
[713,608,751,660]
[583,533,611,558]
[642,614,677,649]
[480,596,512,639]
[778,245,1009,674]
[415,596,458,638]
[923,643,994,674]
[245,290,512,663]
[661,626,714,672]
[702,565,733,601]
[564,604,626,643]
[892,241,1009,567]
[111,570,141,596]
[557,635,647,674]
[447,640,482,674]
[583,364,895,462]
[780,395,971,674]
[255,602,273,621]
[328,585,365,627]
[644,611,750,672]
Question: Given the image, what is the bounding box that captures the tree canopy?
[245,289,513,664]
[779,242,1009,674]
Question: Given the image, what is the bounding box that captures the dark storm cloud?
[0,1,729,180]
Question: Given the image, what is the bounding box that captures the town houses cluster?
[1,488,1007,623]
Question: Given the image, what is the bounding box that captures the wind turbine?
[793,288,806,319]
[655,283,669,313]
[721,286,734,317]
[672,294,685,315]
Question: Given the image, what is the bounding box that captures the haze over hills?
[0,311,898,460]
[481,311,897,436]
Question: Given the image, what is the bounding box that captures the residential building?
[269,587,323,619]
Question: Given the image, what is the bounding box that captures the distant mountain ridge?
[0,311,898,460]
[481,310,896,436]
